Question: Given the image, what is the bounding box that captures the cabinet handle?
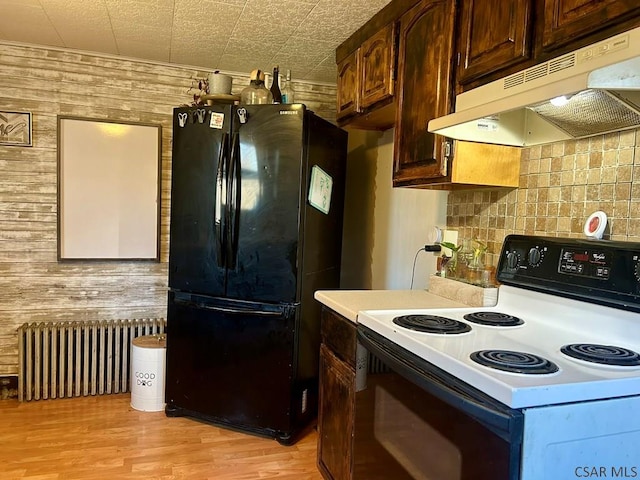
[443,140,452,157]
[440,140,452,176]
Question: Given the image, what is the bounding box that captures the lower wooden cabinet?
[318,344,355,480]
[317,308,357,480]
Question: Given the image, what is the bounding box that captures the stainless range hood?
[428,27,640,147]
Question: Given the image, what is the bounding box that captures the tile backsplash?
[447,129,639,267]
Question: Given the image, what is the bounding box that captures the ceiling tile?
[173,0,243,26]
[40,0,111,23]
[268,51,327,76]
[278,37,337,62]
[306,66,337,83]
[0,21,64,47]
[170,43,226,68]
[297,0,391,41]
[217,53,272,76]
[106,0,174,43]
[113,22,173,45]
[210,0,248,5]
[39,0,118,51]
[105,0,175,6]
[306,55,338,83]
[58,27,119,53]
[172,4,242,46]
[0,1,63,45]
[235,0,316,28]
[0,0,391,83]
[224,32,291,60]
[117,39,171,63]
[233,25,294,45]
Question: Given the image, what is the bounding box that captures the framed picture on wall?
[57,116,162,261]
[0,110,32,146]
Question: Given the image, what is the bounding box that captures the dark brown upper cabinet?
[455,0,639,90]
[336,50,360,122]
[360,23,396,110]
[333,0,638,189]
[457,0,534,85]
[336,22,398,130]
[542,0,640,51]
[392,0,456,186]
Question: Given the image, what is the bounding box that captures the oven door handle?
[357,326,523,444]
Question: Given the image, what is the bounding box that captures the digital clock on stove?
[559,248,610,279]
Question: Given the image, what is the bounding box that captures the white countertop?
[314,289,467,323]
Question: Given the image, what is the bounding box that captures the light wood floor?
[0,394,324,480]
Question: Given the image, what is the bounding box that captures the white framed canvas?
[57,116,162,261]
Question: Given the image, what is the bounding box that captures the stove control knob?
[528,247,542,266]
[506,251,520,270]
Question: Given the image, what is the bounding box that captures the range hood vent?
[429,27,640,146]
[529,90,640,138]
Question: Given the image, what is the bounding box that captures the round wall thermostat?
[584,211,607,239]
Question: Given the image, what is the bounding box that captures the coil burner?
[470,350,559,375]
[392,315,472,335]
[463,311,524,327]
[561,344,640,367]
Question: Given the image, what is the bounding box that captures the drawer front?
[321,308,357,368]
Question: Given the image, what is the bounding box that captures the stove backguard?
[497,235,640,312]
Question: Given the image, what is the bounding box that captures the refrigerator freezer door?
[169,106,231,296]
[165,291,296,438]
[225,105,306,303]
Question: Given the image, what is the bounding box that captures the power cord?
[410,244,441,289]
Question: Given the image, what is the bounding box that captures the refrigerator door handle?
[226,132,241,269]
[215,133,229,268]
[173,297,286,317]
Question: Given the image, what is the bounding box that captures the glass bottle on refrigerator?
[281,69,294,104]
[240,69,273,105]
[270,66,282,103]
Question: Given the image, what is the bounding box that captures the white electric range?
[354,235,640,480]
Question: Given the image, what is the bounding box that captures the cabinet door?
[457,0,534,85]
[317,344,355,480]
[336,50,360,121]
[542,0,640,51]
[393,0,456,186]
[360,23,396,109]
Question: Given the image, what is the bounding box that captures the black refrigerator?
[165,103,347,445]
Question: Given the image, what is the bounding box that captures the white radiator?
[17,318,166,402]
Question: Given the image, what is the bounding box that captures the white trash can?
[130,334,167,412]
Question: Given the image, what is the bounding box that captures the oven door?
[355,326,523,480]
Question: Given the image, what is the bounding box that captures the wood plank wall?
[0,42,338,376]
